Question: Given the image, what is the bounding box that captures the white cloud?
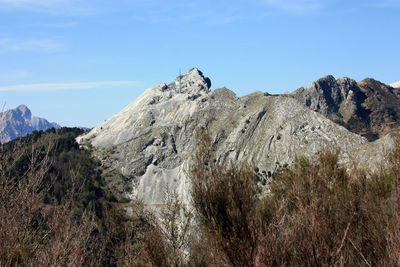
[0,81,141,91]
[0,38,65,52]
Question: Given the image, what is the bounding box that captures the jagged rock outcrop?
[292,76,400,140]
[0,104,60,143]
[77,68,367,207]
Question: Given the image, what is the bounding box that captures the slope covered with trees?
[0,128,152,266]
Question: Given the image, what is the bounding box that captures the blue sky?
[0,0,399,127]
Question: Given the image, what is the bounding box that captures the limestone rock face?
[293,76,400,141]
[77,68,367,207]
[0,104,60,143]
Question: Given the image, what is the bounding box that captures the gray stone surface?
[77,68,367,207]
[343,129,399,174]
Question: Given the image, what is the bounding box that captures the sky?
[0,0,399,127]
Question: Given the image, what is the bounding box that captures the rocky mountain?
[0,104,60,143]
[77,68,367,207]
[292,76,400,141]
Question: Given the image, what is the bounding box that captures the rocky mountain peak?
[166,67,212,95]
[312,75,358,96]
[313,74,336,85]
[295,75,360,118]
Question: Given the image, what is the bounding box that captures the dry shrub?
[269,150,393,266]
[388,135,400,265]
[135,187,193,267]
[189,130,400,266]
[190,130,261,267]
[106,200,163,267]
[136,227,170,267]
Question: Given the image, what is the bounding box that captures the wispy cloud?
[260,0,325,11]
[0,0,96,16]
[260,0,400,11]
[367,0,400,8]
[130,1,267,25]
[0,81,141,91]
[0,38,65,53]
[0,0,57,3]
[35,21,79,28]
[0,70,32,83]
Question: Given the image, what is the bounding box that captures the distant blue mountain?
[0,104,60,143]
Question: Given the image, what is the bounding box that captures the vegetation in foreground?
[1,128,400,266]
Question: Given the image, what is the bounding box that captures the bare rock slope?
[77,68,368,206]
[344,129,399,174]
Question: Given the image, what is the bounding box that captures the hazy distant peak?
[17,104,28,110]
[0,104,60,143]
[15,104,32,118]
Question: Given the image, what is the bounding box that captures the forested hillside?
[0,128,151,266]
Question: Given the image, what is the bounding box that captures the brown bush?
[268,150,393,266]
[388,136,400,265]
[134,187,194,267]
[189,130,400,267]
[190,130,262,267]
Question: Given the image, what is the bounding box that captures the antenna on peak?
[179,68,182,94]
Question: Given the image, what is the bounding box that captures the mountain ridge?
[77,68,371,207]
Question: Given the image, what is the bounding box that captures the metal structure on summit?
[179,68,182,94]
